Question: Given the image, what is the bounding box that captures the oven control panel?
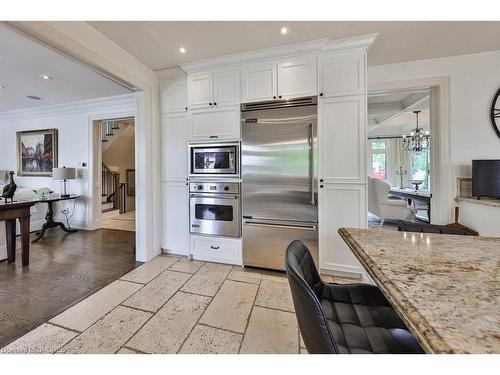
[189,182,240,194]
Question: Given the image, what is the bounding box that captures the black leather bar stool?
[285,240,424,354]
[397,222,474,235]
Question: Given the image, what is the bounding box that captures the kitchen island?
[338,228,500,354]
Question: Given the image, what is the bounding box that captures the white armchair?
[368,176,415,226]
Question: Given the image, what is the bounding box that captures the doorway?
[367,89,433,226]
[94,117,136,232]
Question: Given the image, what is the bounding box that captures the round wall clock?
[491,88,500,139]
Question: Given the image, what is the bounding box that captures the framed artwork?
[126,169,135,196]
[16,129,58,176]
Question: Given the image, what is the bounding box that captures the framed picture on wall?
[126,169,135,196]
[16,129,58,176]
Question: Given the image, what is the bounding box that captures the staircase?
[102,163,127,215]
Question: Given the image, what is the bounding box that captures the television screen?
[472,160,500,198]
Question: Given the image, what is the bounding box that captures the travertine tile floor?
[1,255,356,354]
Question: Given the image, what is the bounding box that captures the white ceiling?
[87,21,500,71]
[0,25,130,113]
[368,90,430,137]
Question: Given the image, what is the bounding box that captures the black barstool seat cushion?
[285,240,424,354]
[318,283,423,353]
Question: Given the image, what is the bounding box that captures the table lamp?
[0,170,10,185]
[53,166,76,198]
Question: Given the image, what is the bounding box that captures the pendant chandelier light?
[402,110,430,153]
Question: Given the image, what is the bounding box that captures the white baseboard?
[320,263,375,284]
[161,247,188,257]
[320,263,363,280]
[0,244,6,261]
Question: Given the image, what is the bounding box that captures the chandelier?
[402,110,430,152]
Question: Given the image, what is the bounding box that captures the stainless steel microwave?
[189,142,239,177]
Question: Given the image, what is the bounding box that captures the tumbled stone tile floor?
[1,255,356,354]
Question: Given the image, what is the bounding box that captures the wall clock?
[491,87,500,139]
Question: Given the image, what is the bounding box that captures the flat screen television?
[472,160,500,198]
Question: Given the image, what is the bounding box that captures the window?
[369,140,387,179]
[411,150,430,190]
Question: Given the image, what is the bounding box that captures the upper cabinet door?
[242,64,277,103]
[187,72,213,109]
[161,78,187,114]
[318,51,366,97]
[318,95,366,184]
[189,106,240,141]
[277,57,317,99]
[213,70,240,107]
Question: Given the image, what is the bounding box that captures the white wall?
[368,50,500,226]
[8,21,161,262]
[0,94,136,229]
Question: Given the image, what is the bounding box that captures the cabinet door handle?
[278,95,282,99]
[209,102,213,106]
[273,96,276,99]
[320,185,324,188]
[213,102,217,106]
[210,245,219,250]
[320,179,324,182]
[209,135,219,139]
[319,93,324,97]
[185,107,188,111]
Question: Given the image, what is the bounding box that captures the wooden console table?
[0,200,36,266]
[31,195,80,243]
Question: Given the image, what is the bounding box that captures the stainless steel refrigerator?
[241,96,318,270]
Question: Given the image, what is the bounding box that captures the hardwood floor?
[0,228,138,348]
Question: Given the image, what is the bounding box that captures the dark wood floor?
[0,228,138,348]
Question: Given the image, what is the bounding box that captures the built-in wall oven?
[189,142,239,177]
[189,181,241,237]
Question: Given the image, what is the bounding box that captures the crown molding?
[155,67,186,82]
[0,94,135,121]
[322,33,379,53]
[178,34,378,73]
[179,38,329,73]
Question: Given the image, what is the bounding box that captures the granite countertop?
[456,196,500,208]
[338,228,500,354]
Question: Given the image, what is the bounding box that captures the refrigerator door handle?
[308,123,316,206]
[243,220,317,231]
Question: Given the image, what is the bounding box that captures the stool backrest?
[285,240,338,354]
[397,222,474,235]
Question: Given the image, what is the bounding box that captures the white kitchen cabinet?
[318,51,366,97]
[187,72,213,109]
[190,235,242,265]
[188,69,239,109]
[161,113,188,182]
[213,70,240,107]
[189,105,240,141]
[318,183,366,276]
[318,95,366,184]
[162,181,189,255]
[241,64,277,103]
[278,57,317,99]
[161,78,187,114]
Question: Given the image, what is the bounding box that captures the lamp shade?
[0,170,10,183]
[52,167,76,180]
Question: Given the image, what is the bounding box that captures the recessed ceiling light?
[27,95,42,100]
[178,46,187,54]
[40,74,54,80]
[280,26,289,35]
